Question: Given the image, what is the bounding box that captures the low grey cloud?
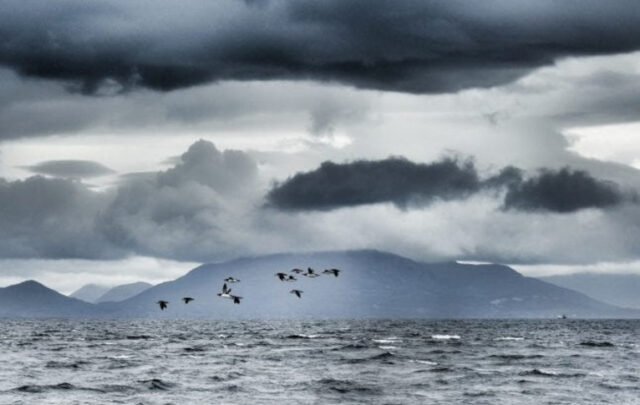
[0,176,120,259]
[1,0,639,95]
[503,168,625,212]
[267,157,631,213]
[98,140,260,261]
[25,160,115,178]
[0,140,259,261]
[267,157,481,210]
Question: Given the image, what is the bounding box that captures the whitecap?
[411,359,438,366]
[378,345,397,350]
[494,336,524,341]
[373,339,401,344]
[431,334,460,340]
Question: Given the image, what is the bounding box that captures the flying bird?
[286,275,297,282]
[303,267,319,278]
[230,295,242,304]
[323,268,341,277]
[182,297,194,304]
[225,277,240,283]
[290,289,303,298]
[291,268,304,274]
[276,272,288,281]
[157,300,169,310]
[217,283,232,298]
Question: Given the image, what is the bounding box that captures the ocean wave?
[209,371,244,382]
[343,351,396,364]
[286,334,320,339]
[183,345,208,352]
[410,359,438,366]
[519,369,557,377]
[331,343,370,351]
[14,383,75,393]
[45,360,89,369]
[125,334,153,340]
[314,378,383,395]
[579,341,615,347]
[431,334,461,340]
[519,369,587,378]
[138,378,176,391]
[489,354,544,360]
[373,338,402,344]
[12,382,110,393]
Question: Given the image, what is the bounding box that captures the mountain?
[3,251,639,318]
[95,282,153,303]
[539,273,640,309]
[104,250,639,319]
[69,284,110,303]
[0,281,100,317]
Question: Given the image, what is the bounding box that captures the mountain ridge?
[1,250,638,319]
[95,282,153,303]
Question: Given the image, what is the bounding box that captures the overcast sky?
[2,0,640,293]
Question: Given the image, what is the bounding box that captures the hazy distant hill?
[0,281,99,317]
[105,250,638,319]
[3,251,639,318]
[69,283,110,303]
[539,273,640,309]
[95,282,153,303]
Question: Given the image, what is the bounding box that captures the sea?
[0,319,638,404]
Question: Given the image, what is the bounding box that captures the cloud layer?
[503,168,625,212]
[25,160,115,178]
[0,140,260,261]
[1,0,640,94]
[267,157,481,210]
[267,157,631,213]
[2,140,640,267]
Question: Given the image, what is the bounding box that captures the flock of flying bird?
[156,267,341,310]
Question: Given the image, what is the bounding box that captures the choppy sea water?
[0,319,639,404]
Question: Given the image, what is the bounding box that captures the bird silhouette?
[157,300,169,310]
[217,283,232,298]
[303,268,319,278]
[275,272,288,281]
[225,277,240,283]
[291,268,304,274]
[323,268,340,277]
[182,297,194,304]
[230,295,242,304]
[290,289,303,298]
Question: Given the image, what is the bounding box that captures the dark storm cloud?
[267,158,630,213]
[25,160,115,178]
[266,157,482,210]
[1,0,639,94]
[503,168,625,213]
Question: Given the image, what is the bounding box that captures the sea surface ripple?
[0,319,639,404]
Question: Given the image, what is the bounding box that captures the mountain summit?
[0,280,98,317]
[106,250,637,319]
